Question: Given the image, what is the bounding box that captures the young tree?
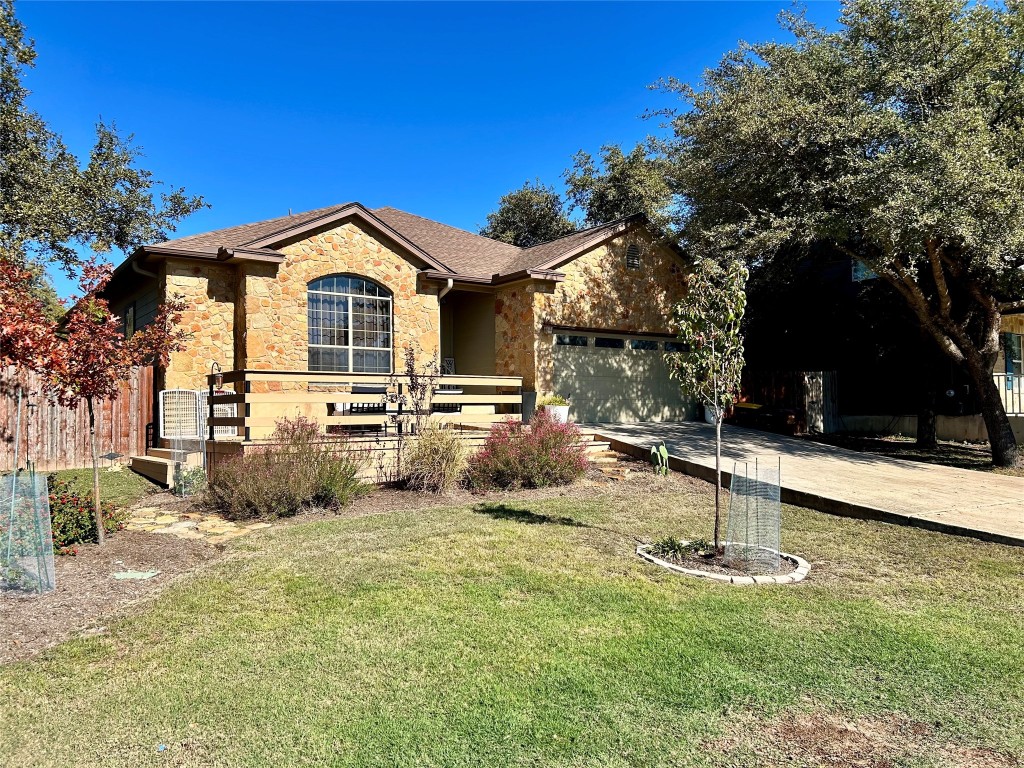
[660,0,1024,466]
[479,180,576,247]
[666,257,748,553]
[47,265,187,544]
[564,142,674,230]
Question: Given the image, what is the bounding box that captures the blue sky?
[19,1,840,297]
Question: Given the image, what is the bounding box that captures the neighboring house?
[743,251,1024,439]
[103,203,691,427]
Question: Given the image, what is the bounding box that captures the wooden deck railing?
[205,369,523,441]
[995,372,1023,416]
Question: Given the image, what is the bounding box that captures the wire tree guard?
[724,458,782,573]
[1,467,56,595]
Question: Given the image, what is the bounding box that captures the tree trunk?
[87,397,105,545]
[714,416,722,553]
[916,389,937,450]
[971,364,1020,468]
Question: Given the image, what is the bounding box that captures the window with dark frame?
[630,339,660,351]
[625,243,641,271]
[595,337,625,349]
[555,334,589,347]
[123,304,135,339]
[1004,332,1023,378]
[307,275,393,373]
[664,341,689,353]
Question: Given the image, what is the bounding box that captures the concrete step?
[130,455,175,487]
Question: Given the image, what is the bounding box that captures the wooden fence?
[1,366,154,472]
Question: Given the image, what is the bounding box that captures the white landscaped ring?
[636,542,811,585]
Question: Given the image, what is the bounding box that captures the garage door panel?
[551,338,694,423]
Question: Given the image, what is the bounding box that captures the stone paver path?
[125,507,272,544]
[593,422,1024,546]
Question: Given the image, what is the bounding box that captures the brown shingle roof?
[371,207,522,278]
[157,204,350,253]
[150,203,644,281]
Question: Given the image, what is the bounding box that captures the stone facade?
[163,260,236,390]
[160,219,440,390]
[495,229,687,392]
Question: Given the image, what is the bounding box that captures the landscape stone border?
[636,543,811,585]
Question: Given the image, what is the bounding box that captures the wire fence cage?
[159,389,237,497]
[1,468,55,595]
[724,458,782,573]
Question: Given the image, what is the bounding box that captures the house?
[742,250,1024,441]
[103,203,692,447]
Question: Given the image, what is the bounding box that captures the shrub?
[466,409,588,490]
[47,475,126,555]
[537,393,569,407]
[404,425,468,494]
[650,536,714,560]
[205,416,369,519]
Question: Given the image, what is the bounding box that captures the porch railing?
[994,372,1023,416]
[205,369,523,441]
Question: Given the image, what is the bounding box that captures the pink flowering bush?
[466,409,589,490]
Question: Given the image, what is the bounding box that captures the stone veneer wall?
[163,260,236,390]
[495,229,687,393]
[244,219,440,373]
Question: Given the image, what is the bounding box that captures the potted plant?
[537,393,570,424]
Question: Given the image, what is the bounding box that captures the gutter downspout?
[132,260,158,279]
[438,277,454,300]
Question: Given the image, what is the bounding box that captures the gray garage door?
[550,332,694,423]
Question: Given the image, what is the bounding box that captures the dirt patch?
[715,709,1020,767]
[1,531,218,664]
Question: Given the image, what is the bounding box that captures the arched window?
[307,275,393,373]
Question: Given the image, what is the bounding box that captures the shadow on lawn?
[472,503,591,528]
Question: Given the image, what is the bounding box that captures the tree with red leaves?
[47,264,188,544]
[0,259,59,372]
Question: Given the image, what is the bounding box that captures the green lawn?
[2,478,1022,767]
[50,466,160,508]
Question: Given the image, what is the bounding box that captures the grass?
[1,479,1022,767]
[50,466,160,508]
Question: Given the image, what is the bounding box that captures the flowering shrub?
[466,409,589,490]
[48,476,126,555]
[206,416,369,519]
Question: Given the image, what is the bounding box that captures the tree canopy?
[660,0,1024,466]
[564,143,674,230]
[479,180,576,248]
[0,0,204,271]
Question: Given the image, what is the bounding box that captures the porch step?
[129,455,175,487]
[146,447,204,466]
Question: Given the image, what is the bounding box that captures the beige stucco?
[442,291,496,376]
[495,229,687,392]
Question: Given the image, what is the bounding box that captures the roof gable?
[143,204,678,284]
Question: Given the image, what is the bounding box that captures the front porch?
[131,369,526,484]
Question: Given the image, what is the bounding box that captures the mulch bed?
[1,530,218,664]
[652,548,796,577]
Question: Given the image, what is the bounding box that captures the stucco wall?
[495,229,687,392]
[242,219,440,374]
[163,260,236,390]
[448,292,496,376]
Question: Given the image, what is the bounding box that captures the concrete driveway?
[592,421,1024,546]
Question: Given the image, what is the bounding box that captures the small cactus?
[650,442,670,476]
